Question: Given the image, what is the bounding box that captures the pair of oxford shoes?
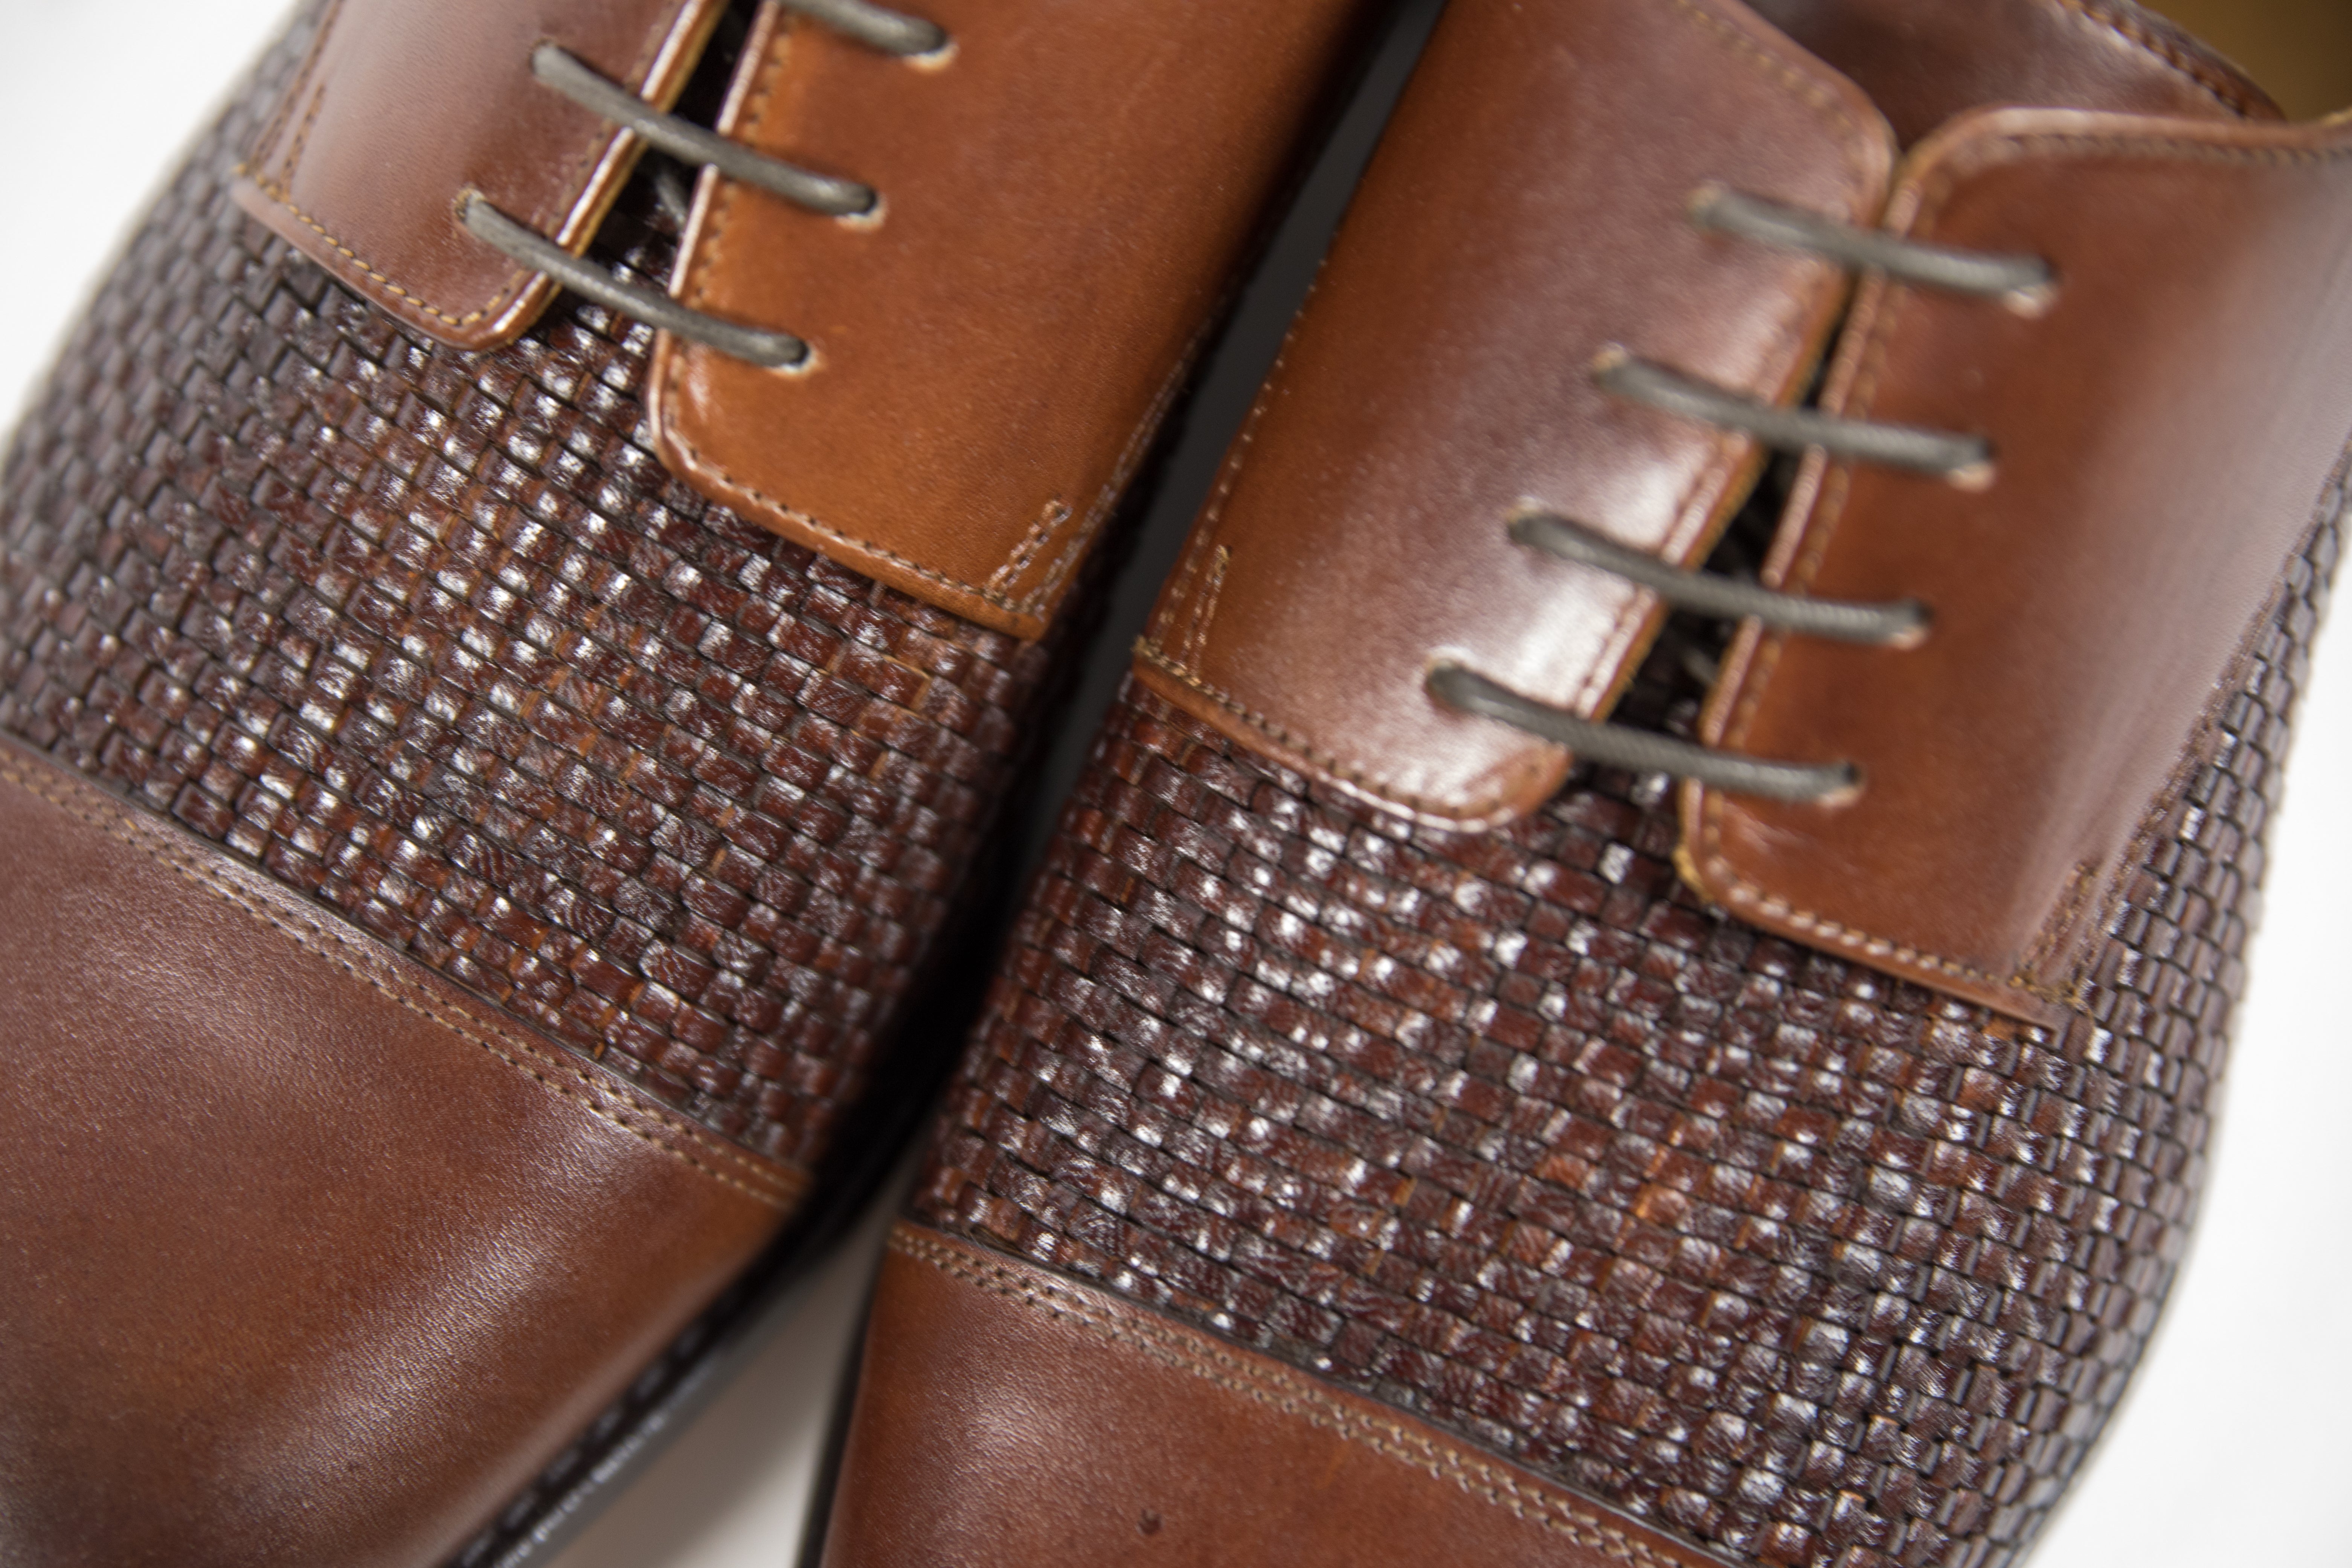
[1,0,2348,1564]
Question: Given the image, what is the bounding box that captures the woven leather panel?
[0,9,1054,1166]
[913,503,2342,1568]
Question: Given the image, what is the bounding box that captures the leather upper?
[234,0,1383,639]
[1745,0,2281,143]
[823,1225,1742,1568]
[0,739,796,1566]
[1135,0,2352,1022]
[1137,0,1894,825]
[234,0,729,349]
[1687,107,2352,1022]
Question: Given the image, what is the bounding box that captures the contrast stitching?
[664,18,1042,629]
[1149,272,1316,652]
[680,0,799,314]
[988,499,1074,594]
[233,177,528,329]
[1181,546,1230,670]
[1025,325,1220,606]
[895,1229,1707,1568]
[248,0,345,184]
[664,424,1043,617]
[1696,124,2352,1009]
[0,753,804,1210]
[274,73,334,189]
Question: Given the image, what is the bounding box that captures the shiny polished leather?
[1687,108,2352,1023]
[649,0,1377,637]
[823,1225,1738,1568]
[0,738,795,1567]
[812,3,2349,1566]
[1137,0,1891,825]
[233,0,727,349]
[1743,0,2276,143]
[1130,0,2268,832]
[1132,0,2350,1022]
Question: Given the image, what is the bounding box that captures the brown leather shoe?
[0,2,1395,1562]
[816,1,2352,1564]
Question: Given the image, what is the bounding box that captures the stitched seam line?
[1182,546,1230,669]
[988,499,1072,594]
[667,17,1185,625]
[667,15,1025,626]
[1017,326,1220,607]
[1135,641,1539,824]
[252,0,344,184]
[1147,268,1318,652]
[234,175,528,329]
[895,1231,1701,1567]
[679,13,1032,610]
[1650,0,1882,184]
[0,754,802,1209]
[1151,0,1884,819]
[1698,125,2352,1006]
[664,427,1045,615]
[2045,0,2267,119]
[237,0,703,332]
[275,64,335,186]
[1559,0,1881,721]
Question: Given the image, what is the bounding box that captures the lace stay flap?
[233,0,729,351]
[1132,0,1894,826]
[1686,107,2352,1025]
[648,0,1379,639]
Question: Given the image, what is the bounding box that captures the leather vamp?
[233,0,729,349]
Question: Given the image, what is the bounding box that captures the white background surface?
[2,5,2345,1565]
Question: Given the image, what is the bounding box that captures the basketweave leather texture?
[911,503,2341,1568]
[0,7,1060,1168]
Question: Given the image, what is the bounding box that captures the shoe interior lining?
[2136,0,2352,120]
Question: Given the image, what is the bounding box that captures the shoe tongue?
[1743,0,2281,145]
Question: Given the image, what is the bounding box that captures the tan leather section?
[2141,0,2352,121]
[0,738,799,1568]
[822,1225,1737,1568]
[1743,0,2277,145]
[1685,110,2352,1025]
[1133,0,1893,825]
[650,0,1375,639]
[232,0,726,349]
